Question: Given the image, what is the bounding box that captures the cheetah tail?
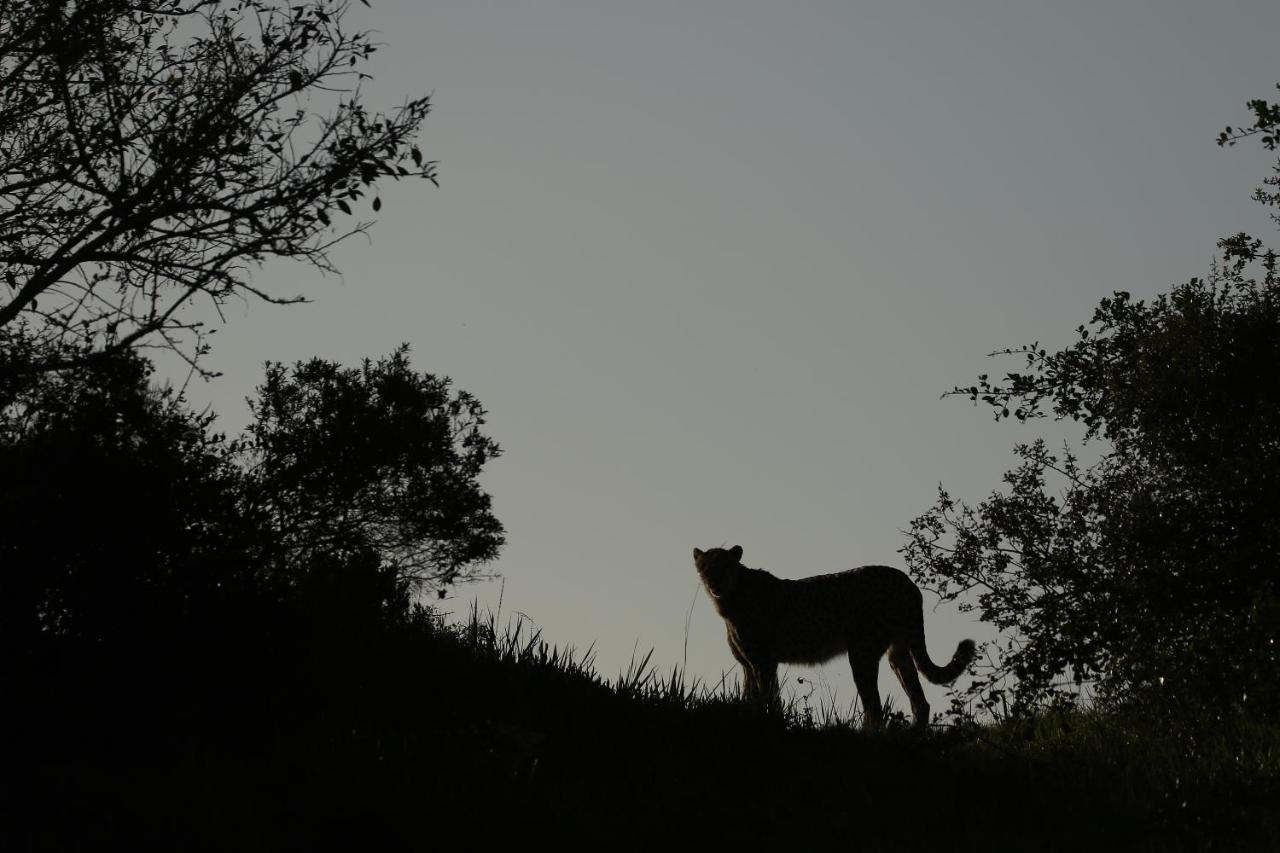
[910,638,977,685]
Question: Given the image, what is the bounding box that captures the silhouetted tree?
[0,345,246,652]
[0,0,435,376]
[1217,84,1280,278]
[242,346,506,593]
[1,345,504,656]
[904,86,1280,721]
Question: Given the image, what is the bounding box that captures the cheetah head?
[693,545,745,598]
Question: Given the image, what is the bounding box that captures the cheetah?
[693,545,976,729]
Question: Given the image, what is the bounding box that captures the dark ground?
[7,614,1273,852]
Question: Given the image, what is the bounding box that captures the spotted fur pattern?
[694,545,976,729]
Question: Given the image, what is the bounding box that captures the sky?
[170,0,1280,716]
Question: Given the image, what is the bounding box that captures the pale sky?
[171,1,1279,715]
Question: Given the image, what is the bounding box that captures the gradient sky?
[170,0,1279,715]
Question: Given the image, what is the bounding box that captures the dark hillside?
[10,609,1275,851]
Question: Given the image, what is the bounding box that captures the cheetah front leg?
[752,657,780,711]
[849,649,884,730]
[728,630,779,709]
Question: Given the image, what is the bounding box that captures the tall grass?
[430,602,1279,848]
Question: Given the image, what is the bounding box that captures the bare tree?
[0,0,435,376]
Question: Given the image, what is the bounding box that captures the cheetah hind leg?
[849,650,884,730]
[889,643,931,728]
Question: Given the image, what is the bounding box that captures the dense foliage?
[244,346,505,591]
[0,345,503,657]
[904,86,1280,721]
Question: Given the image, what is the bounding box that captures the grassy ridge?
[11,607,1278,851]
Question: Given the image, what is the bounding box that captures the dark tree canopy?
[0,350,246,648]
[243,347,505,590]
[0,345,504,653]
[904,86,1280,722]
[0,0,434,376]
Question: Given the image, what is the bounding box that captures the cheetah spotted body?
[694,545,975,729]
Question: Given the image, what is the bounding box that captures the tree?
[242,346,506,592]
[1217,84,1280,280]
[0,344,504,655]
[0,346,247,652]
[0,0,435,376]
[903,87,1280,721]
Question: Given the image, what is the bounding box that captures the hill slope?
[10,608,1276,850]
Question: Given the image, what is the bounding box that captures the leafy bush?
[904,87,1280,721]
[0,344,503,657]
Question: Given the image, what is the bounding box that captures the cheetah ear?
[693,547,705,561]
[728,545,743,562]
